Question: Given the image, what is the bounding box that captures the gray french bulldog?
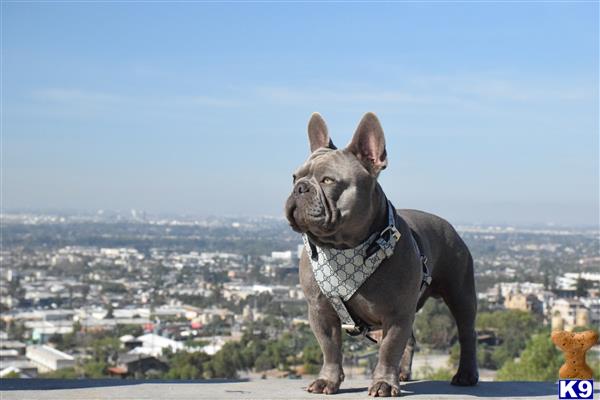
[285,113,478,397]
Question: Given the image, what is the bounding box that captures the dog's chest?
[304,235,386,302]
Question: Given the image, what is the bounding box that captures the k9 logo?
[558,380,594,399]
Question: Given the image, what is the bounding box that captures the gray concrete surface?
[0,378,579,400]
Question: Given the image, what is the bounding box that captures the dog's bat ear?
[347,112,388,176]
[308,112,336,153]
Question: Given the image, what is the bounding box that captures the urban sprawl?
[1,211,598,381]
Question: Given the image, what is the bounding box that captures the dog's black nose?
[296,181,310,195]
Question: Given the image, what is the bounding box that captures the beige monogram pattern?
[302,229,396,329]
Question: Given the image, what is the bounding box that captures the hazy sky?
[2,3,598,225]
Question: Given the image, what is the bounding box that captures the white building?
[271,251,292,261]
[26,345,74,372]
[556,272,600,291]
[552,298,590,330]
[128,334,185,357]
[580,297,600,327]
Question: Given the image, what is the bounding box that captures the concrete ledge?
[0,378,583,400]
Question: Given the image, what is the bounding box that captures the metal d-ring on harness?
[303,200,432,343]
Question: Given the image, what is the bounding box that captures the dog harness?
[302,200,432,341]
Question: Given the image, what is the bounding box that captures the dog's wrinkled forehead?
[295,148,359,179]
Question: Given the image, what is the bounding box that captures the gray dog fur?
[285,113,479,397]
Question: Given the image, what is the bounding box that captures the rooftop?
[0,378,582,400]
[25,346,74,361]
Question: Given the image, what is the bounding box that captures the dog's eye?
[292,174,297,183]
[322,177,335,184]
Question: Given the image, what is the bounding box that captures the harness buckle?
[343,324,378,343]
[380,225,401,242]
[342,324,362,334]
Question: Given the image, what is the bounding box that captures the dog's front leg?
[306,304,344,395]
[369,318,413,397]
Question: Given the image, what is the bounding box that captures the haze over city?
[3,3,598,226]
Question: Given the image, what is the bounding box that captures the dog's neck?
[364,183,390,243]
[309,183,391,249]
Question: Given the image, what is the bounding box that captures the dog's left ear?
[308,113,336,153]
[347,112,387,176]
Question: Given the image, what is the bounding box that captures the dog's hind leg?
[398,332,415,381]
[399,288,430,381]
[441,253,479,386]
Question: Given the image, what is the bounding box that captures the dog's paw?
[368,381,400,397]
[398,371,411,382]
[307,378,340,395]
[451,369,479,386]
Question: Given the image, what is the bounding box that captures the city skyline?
[2,3,599,226]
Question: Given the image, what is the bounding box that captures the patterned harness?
[303,200,431,341]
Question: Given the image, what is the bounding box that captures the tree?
[105,303,114,319]
[476,310,540,369]
[576,278,592,297]
[39,367,79,379]
[414,299,456,350]
[204,341,245,378]
[7,321,26,341]
[302,341,323,375]
[496,332,563,381]
[163,351,210,379]
[254,352,275,372]
[2,371,21,378]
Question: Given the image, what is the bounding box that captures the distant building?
[504,291,543,315]
[128,334,186,357]
[297,244,304,259]
[26,345,74,372]
[26,321,73,344]
[556,272,600,291]
[0,340,26,356]
[580,297,600,327]
[0,343,35,378]
[271,251,292,261]
[108,354,167,378]
[0,363,38,378]
[551,298,590,331]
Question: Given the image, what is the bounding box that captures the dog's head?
[285,112,388,248]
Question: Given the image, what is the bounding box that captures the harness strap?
[305,202,432,342]
[347,231,432,343]
[409,232,432,293]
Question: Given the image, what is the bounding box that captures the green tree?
[414,299,456,350]
[302,341,323,375]
[163,351,211,379]
[39,367,79,379]
[2,371,21,378]
[83,361,108,378]
[90,336,120,363]
[476,310,539,369]
[105,303,114,319]
[575,279,592,297]
[496,332,563,381]
[7,321,26,341]
[204,341,245,378]
[254,352,275,372]
[589,354,600,380]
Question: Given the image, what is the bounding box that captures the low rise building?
[26,345,74,372]
[551,298,590,331]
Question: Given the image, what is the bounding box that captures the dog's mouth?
[285,187,340,237]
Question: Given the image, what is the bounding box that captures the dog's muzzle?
[286,179,329,232]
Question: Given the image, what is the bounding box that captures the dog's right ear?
[346,112,387,176]
[308,112,336,153]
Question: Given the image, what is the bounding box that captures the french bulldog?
[285,113,479,396]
